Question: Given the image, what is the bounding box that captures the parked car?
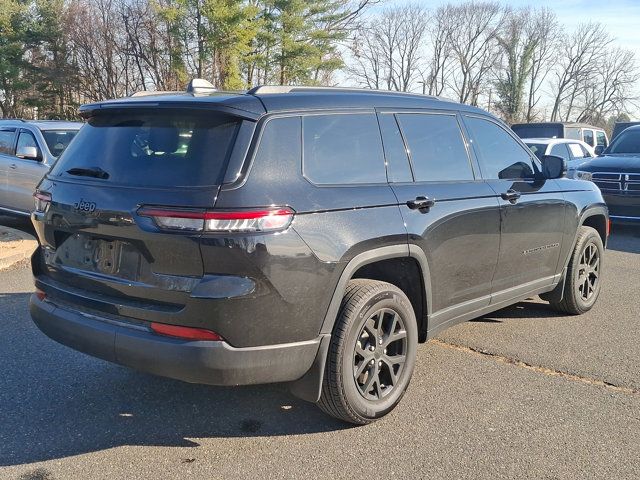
[574,125,640,224]
[611,121,640,142]
[0,120,82,215]
[523,138,594,177]
[29,81,608,425]
[511,122,608,150]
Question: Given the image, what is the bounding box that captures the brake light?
[138,207,294,233]
[150,322,223,341]
[34,191,51,212]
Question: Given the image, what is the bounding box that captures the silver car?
[0,120,82,215]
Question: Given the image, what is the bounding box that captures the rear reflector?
[35,288,47,301]
[138,207,294,233]
[150,322,223,341]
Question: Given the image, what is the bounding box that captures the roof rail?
[247,85,440,99]
[186,78,216,94]
[130,90,180,97]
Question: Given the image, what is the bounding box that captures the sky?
[382,0,640,51]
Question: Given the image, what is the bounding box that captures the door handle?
[407,196,436,210]
[9,163,17,169]
[501,189,521,203]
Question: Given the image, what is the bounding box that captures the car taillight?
[138,207,295,233]
[34,191,51,212]
[150,322,223,341]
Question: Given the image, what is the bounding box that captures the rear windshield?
[42,130,78,157]
[607,129,640,154]
[50,110,240,187]
[525,143,547,160]
[511,125,562,139]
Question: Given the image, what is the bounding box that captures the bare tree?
[447,1,502,106]
[525,7,559,121]
[348,4,427,92]
[549,23,612,122]
[422,4,454,96]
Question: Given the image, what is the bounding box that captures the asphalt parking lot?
[0,216,638,480]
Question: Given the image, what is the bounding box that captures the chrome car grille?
[592,172,640,192]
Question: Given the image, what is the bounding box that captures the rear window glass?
[608,129,640,154]
[42,130,78,158]
[525,143,547,160]
[303,113,386,185]
[50,110,240,187]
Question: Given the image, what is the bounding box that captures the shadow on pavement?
[471,300,564,323]
[0,292,348,467]
[607,225,640,254]
[0,214,35,236]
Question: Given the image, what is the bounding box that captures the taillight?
[150,322,223,341]
[138,207,294,233]
[34,191,51,212]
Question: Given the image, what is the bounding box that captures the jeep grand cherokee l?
[29,81,608,424]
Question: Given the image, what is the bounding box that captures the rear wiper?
[66,167,110,179]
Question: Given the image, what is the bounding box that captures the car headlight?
[574,170,593,181]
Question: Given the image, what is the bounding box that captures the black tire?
[549,226,604,315]
[318,279,418,425]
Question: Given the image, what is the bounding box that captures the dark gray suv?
[29,83,608,424]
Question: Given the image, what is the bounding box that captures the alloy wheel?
[577,242,600,301]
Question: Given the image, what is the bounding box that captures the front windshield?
[607,129,640,154]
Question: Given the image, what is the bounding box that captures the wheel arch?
[290,244,432,403]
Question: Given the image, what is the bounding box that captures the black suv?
[30,82,608,424]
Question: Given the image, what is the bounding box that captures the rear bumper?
[30,294,323,386]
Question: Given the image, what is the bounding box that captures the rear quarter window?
[302,113,386,185]
[50,110,241,187]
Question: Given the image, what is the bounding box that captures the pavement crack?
[430,338,640,396]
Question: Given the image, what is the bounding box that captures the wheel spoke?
[361,365,377,394]
[355,359,371,378]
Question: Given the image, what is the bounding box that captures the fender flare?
[290,244,432,403]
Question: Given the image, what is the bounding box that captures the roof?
[78,86,488,120]
[512,121,603,130]
[0,119,82,130]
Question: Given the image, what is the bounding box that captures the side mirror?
[16,145,40,160]
[541,155,566,179]
[594,145,605,156]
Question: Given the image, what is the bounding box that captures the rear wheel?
[318,279,418,425]
[549,226,604,314]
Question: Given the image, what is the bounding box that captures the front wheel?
[318,279,418,425]
[549,226,604,314]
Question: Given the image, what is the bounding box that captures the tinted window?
[596,131,607,147]
[42,130,78,157]
[397,113,473,182]
[50,110,240,187]
[16,131,40,159]
[465,116,537,180]
[608,129,640,154]
[303,114,386,185]
[526,143,547,160]
[550,143,570,161]
[378,114,412,182]
[583,129,594,146]
[511,124,562,139]
[0,130,15,155]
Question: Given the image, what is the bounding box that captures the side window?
[378,113,412,183]
[596,131,607,147]
[254,116,301,180]
[580,144,593,157]
[16,131,41,159]
[568,143,587,159]
[303,113,386,185]
[464,116,537,180]
[396,113,474,182]
[583,129,594,147]
[550,143,571,161]
[0,129,16,155]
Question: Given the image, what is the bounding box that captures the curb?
[0,226,37,271]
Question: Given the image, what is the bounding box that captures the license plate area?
[47,233,142,280]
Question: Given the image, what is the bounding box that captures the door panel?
[0,128,17,209]
[462,115,566,297]
[381,111,501,324]
[7,130,48,213]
